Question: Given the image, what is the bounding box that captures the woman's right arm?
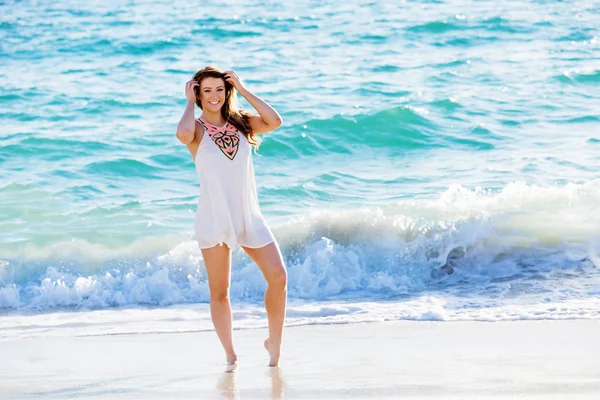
[176,80,199,144]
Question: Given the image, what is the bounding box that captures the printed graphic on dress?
[200,120,240,161]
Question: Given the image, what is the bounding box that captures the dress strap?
[197,117,209,131]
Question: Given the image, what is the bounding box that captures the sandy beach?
[1,319,599,399]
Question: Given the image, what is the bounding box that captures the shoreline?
[1,319,599,399]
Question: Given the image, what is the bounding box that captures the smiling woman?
[175,66,286,370]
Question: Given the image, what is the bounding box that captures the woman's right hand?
[185,80,199,105]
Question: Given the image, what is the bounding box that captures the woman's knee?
[267,265,287,290]
[209,286,230,303]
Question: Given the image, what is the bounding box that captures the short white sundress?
[193,117,275,250]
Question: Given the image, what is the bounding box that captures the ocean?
[1,0,599,339]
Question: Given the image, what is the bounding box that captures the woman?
[176,66,287,370]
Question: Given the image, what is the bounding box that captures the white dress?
[194,117,275,249]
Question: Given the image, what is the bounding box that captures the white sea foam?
[2,296,600,341]
[0,181,598,319]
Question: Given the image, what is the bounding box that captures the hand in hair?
[185,80,199,105]
[223,71,246,95]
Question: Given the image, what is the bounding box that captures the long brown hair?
[192,66,261,150]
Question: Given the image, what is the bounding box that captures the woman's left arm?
[224,70,283,134]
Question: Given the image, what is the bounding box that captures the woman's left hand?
[223,70,247,94]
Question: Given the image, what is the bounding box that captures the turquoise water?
[1,0,599,320]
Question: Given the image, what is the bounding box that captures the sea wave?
[1,180,598,311]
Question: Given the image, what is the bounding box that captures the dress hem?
[197,239,275,250]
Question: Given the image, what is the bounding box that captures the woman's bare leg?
[201,244,237,367]
[242,242,287,366]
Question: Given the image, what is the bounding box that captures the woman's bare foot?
[225,354,238,372]
[264,338,280,366]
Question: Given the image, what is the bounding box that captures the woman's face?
[199,77,226,112]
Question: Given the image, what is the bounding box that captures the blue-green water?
[1,0,599,326]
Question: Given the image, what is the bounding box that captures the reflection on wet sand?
[217,371,237,399]
[215,367,285,399]
[269,367,285,399]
